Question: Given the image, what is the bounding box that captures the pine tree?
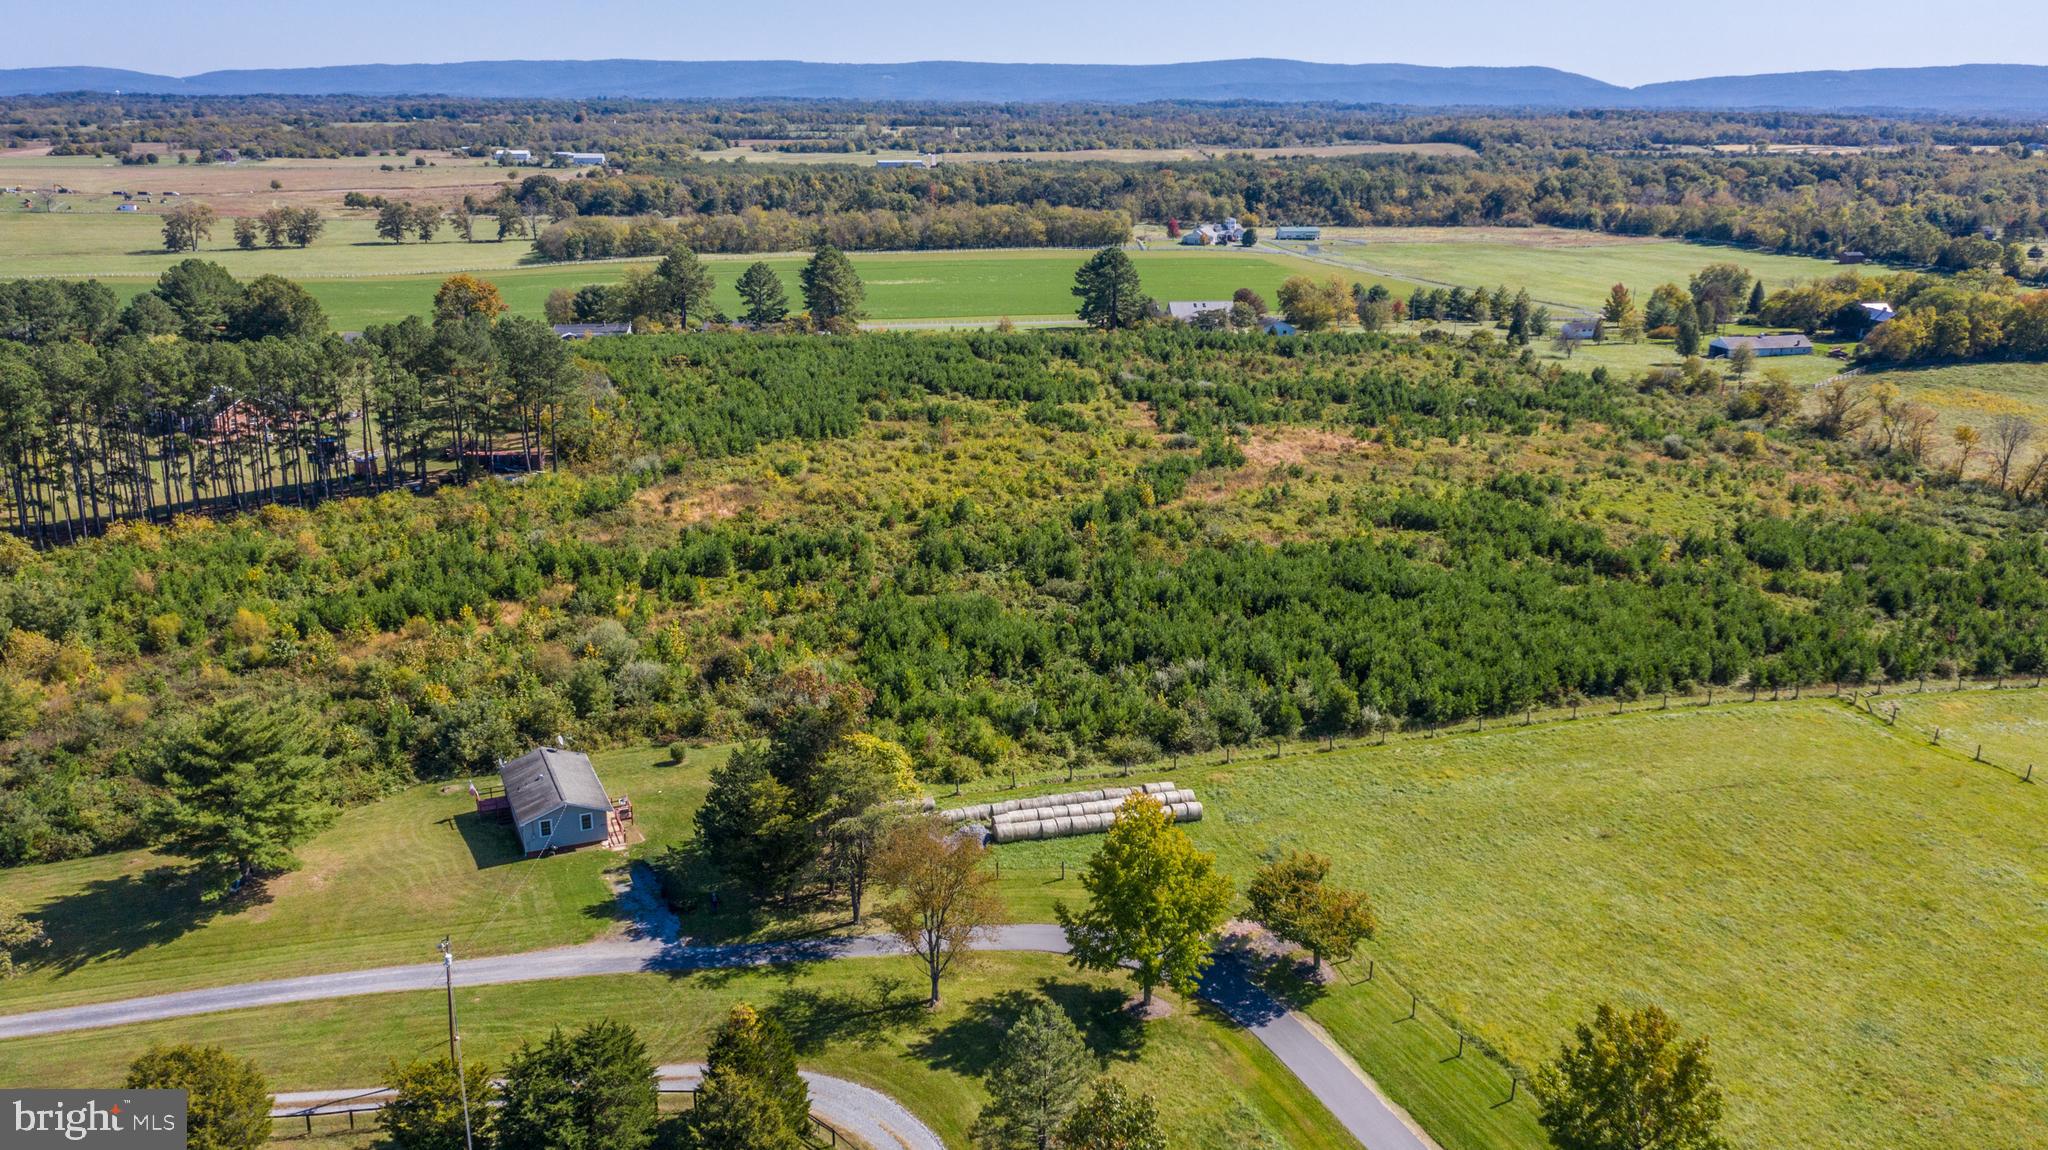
[1746,280,1767,319]
[1072,247,1147,330]
[157,700,333,899]
[973,1000,1095,1150]
[655,244,717,329]
[736,261,790,326]
[800,244,866,330]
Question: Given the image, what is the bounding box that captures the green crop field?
[1270,227,1857,313]
[94,246,1370,330]
[0,954,1362,1150]
[984,694,2048,1150]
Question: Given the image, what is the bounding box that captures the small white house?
[492,148,534,164]
[1857,301,1896,326]
[499,747,614,856]
[1167,300,1234,324]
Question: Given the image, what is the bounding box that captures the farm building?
[1179,218,1245,246]
[490,747,623,856]
[876,154,938,169]
[1857,301,1896,325]
[492,149,534,164]
[1274,226,1321,240]
[552,151,607,166]
[1167,300,1233,323]
[1836,251,1868,264]
[1708,333,1812,358]
[1559,318,1601,341]
[552,322,632,339]
[1261,317,1298,336]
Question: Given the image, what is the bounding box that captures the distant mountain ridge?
[3,59,2047,114]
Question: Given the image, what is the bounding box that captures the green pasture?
[984,695,2048,1150]
[77,247,1359,330]
[1277,232,1856,313]
[0,212,547,279]
[1858,360,2048,442]
[1884,685,2048,770]
[8,694,2045,1150]
[0,954,1361,1150]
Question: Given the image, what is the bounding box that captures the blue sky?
[5,0,2046,87]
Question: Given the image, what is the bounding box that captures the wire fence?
[944,675,2047,802]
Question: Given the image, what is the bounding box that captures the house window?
[538,819,553,838]
[579,813,594,832]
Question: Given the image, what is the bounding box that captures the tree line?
[0,265,582,545]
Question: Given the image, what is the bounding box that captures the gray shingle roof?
[499,747,610,826]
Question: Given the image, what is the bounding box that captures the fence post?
[1408,991,1418,1020]
[1455,1032,1465,1058]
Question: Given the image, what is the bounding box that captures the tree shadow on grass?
[23,864,262,976]
[766,971,923,1054]
[912,978,1147,1079]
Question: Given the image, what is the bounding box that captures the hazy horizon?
[6,0,2046,89]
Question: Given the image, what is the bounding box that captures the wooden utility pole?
[439,938,475,1150]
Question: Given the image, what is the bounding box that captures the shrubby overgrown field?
[0,326,2044,866]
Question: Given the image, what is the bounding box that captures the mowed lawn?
[0,746,711,1013]
[1276,228,1854,313]
[986,697,2048,1150]
[0,954,1362,1150]
[80,247,1359,330]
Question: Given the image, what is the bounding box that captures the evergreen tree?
[156,700,333,899]
[693,1004,810,1138]
[800,244,865,330]
[127,1044,270,1150]
[736,261,790,326]
[1675,313,1702,357]
[1056,795,1232,1007]
[1745,280,1767,319]
[655,244,717,329]
[1072,247,1147,330]
[973,1000,1094,1150]
[499,1020,658,1150]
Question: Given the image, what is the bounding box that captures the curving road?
[0,864,1431,1150]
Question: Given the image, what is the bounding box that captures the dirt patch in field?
[633,481,762,525]
[1241,427,1367,468]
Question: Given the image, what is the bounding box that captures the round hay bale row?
[1165,800,1204,823]
[948,781,1182,828]
[991,809,1125,843]
[991,789,1197,827]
